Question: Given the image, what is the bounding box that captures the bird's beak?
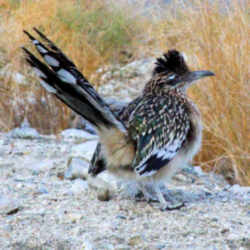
[187,70,215,82]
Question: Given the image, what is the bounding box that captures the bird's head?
[152,50,214,92]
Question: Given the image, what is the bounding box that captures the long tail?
[22,28,125,132]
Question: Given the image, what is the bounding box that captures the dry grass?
[0,0,249,185]
[151,0,249,185]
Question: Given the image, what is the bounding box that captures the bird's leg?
[136,182,157,202]
[154,184,185,211]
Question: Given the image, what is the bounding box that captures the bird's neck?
[143,79,187,98]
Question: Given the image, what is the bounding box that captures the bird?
[22,28,214,210]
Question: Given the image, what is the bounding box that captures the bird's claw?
[160,201,185,211]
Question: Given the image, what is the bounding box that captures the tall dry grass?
[151,0,249,185]
[0,0,249,184]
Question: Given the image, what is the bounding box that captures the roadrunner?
[23,28,214,210]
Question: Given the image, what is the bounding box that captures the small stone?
[82,239,95,250]
[242,238,250,249]
[97,243,114,250]
[128,235,142,246]
[116,215,127,220]
[37,185,49,194]
[64,157,89,180]
[88,175,113,201]
[62,213,83,223]
[70,141,98,161]
[221,228,230,234]
[222,197,228,202]
[156,244,166,250]
[57,172,64,180]
[70,179,88,194]
[0,196,21,215]
[115,245,131,250]
[193,166,204,176]
[6,207,20,215]
[97,172,122,191]
[231,184,250,194]
[97,188,110,201]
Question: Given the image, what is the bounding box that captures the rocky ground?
[0,127,249,250]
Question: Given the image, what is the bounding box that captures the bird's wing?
[128,95,191,177]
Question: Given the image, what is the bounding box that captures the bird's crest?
[153,50,190,76]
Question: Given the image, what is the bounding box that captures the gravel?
[0,130,249,250]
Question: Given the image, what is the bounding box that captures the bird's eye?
[167,74,176,80]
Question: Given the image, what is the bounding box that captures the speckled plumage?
[23,29,214,210]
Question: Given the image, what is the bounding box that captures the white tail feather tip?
[44,55,60,67]
[36,45,48,54]
[57,69,76,84]
[33,67,46,78]
[40,80,57,93]
[32,40,39,45]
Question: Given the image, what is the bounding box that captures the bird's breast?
[183,102,202,161]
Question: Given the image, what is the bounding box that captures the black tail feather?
[23,29,125,131]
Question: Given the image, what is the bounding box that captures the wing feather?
[128,95,190,177]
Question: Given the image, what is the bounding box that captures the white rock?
[82,237,96,250]
[26,159,55,172]
[64,157,89,180]
[7,127,41,139]
[61,128,98,140]
[230,184,250,200]
[97,171,122,191]
[70,179,88,194]
[88,171,122,194]
[58,211,83,224]
[193,166,204,176]
[121,58,154,76]
[7,117,41,140]
[70,141,98,161]
[231,184,250,193]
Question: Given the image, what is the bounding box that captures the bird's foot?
[154,184,185,211]
[135,189,158,203]
[160,201,185,211]
[135,182,158,203]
